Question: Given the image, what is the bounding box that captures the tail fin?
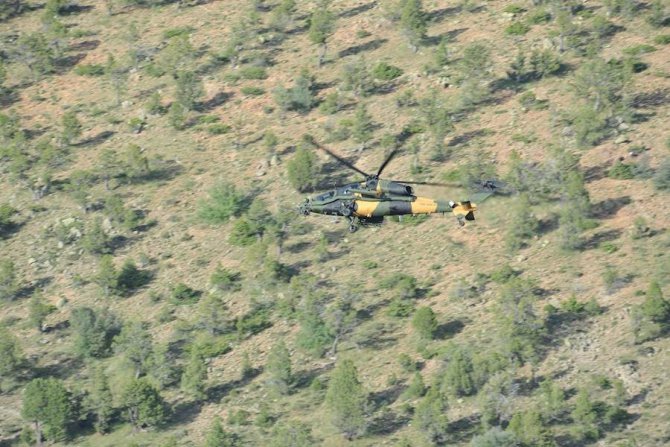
[451,201,477,226]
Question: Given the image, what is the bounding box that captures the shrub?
[653,157,670,190]
[384,295,413,317]
[319,92,340,114]
[228,217,258,246]
[170,283,201,305]
[210,265,241,291]
[0,203,17,235]
[503,5,526,14]
[198,182,247,223]
[607,161,635,179]
[372,62,403,81]
[412,306,437,340]
[163,26,194,39]
[274,71,314,113]
[286,142,319,192]
[506,22,531,35]
[654,34,670,45]
[117,260,151,295]
[622,44,657,56]
[240,66,268,80]
[527,9,551,24]
[207,124,231,135]
[241,86,265,96]
[74,64,106,76]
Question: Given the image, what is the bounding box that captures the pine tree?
[181,348,208,400]
[351,103,374,150]
[198,182,246,224]
[266,340,292,395]
[28,293,55,332]
[81,217,111,255]
[147,343,179,389]
[641,282,670,323]
[95,255,118,297]
[400,0,427,51]
[197,293,229,335]
[324,291,358,355]
[113,321,153,378]
[413,387,449,444]
[205,416,235,447]
[60,111,82,147]
[505,193,539,253]
[497,278,544,366]
[120,378,166,431]
[537,379,565,421]
[308,1,336,66]
[0,259,18,301]
[296,296,333,357]
[0,327,23,381]
[286,142,319,192]
[402,371,426,399]
[412,306,437,340]
[442,347,475,396]
[270,421,314,447]
[507,410,554,446]
[22,378,72,444]
[174,70,204,111]
[70,307,120,359]
[571,389,599,441]
[106,54,128,107]
[471,427,517,447]
[89,367,114,434]
[325,359,368,439]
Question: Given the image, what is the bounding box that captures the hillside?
[1,0,670,446]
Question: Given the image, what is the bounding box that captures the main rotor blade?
[313,142,370,178]
[396,180,459,187]
[376,148,400,177]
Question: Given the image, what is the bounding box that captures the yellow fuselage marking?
[453,202,477,217]
[410,197,438,214]
[354,200,378,217]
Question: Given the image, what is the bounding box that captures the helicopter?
[297,142,503,232]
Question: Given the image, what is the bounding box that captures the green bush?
[654,34,670,45]
[506,22,531,35]
[274,71,315,113]
[286,142,319,192]
[163,27,194,39]
[0,204,17,235]
[240,66,268,80]
[241,86,265,96]
[228,217,258,246]
[503,5,526,14]
[170,283,201,305]
[607,161,636,179]
[372,62,403,81]
[527,9,551,24]
[412,306,437,340]
[623,44,657,56]
[74,64,106,76]
[236,306,272,338]
[117,261,151,295]
[198,182,247,223]
[387,297,413,317]
[207,124,231,135]
[653,157,670,190]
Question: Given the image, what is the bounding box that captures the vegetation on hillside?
[1,0,669,446]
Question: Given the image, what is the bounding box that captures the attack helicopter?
[298,142,503,232]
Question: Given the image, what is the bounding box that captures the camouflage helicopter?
[298,143,502,232]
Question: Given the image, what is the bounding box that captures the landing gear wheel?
[347,216,358,233]
[340,200,354,217]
